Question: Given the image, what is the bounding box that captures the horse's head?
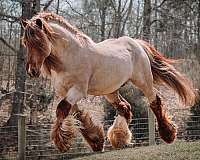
[21,18,53,78]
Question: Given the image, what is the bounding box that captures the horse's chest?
[51,73,73,97]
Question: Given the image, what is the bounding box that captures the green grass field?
[73,141,200,160]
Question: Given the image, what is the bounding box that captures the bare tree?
[7,0,40,126]
[143,0,151,41]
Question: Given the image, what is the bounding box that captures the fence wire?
[0,113,200,160]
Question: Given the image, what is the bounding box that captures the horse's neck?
[41,22,89,77]
[49,22,94,49]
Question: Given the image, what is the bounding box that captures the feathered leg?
[107,115,132,148]
[51,99,77,152]
[74,105,105,152]
[150,95,177,143]
[105,91,132,148]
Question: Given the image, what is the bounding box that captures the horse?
[21,11,196,152]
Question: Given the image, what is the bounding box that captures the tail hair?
[137,40,196,106]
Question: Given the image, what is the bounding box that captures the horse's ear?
[36,18,43,29]
[20,19,28,29]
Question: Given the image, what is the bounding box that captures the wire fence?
[0,112,200,160]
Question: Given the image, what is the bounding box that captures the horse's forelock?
[23,20,52,54]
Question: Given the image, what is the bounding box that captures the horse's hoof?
[158,120,177,144]
[122,144,129,148]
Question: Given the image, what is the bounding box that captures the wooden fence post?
[17,114,26,160]
[148,108,155,145]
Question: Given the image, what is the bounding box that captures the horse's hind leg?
[150,95,177,143]
[105,91,132,148]
[131,66,177,144]
[105,91,133,123]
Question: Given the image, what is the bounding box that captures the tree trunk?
[113,0,122,38]
[99,0,107,41]
[7,0,40,126]
[135,0,141,38]
[143,0,151,41]
[197,0,200,62]
[153,0,158,48]
[120,0,133,36]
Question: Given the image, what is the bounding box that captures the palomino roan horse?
[21,12,196,152]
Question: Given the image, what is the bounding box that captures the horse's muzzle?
[27,68,40,78]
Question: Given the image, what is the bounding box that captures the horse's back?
[87,37,133,95]
[87,36,152,95]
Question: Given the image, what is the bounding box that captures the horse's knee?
[56,99,72,121]
[105,92,133,123]
[116,104,132,123]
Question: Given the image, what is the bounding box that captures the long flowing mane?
[31,11,92,44]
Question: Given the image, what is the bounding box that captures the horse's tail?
[137,40,196,106]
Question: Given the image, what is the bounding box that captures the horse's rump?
[137,40,196,106]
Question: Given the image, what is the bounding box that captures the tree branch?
[0,37,17,53]
[65,0,96,26]
[0,13,19,22]
[153,0,167,10]
[43,0,54,11]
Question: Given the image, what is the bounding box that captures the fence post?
[148,108,155,145]
[17,114,26,160]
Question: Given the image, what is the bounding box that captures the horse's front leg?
[51,98,77,152]
[51,86,86,152]
[74,106,105,152]
[52,86,104,152]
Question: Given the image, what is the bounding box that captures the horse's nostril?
[32,69,37,76]
[28,68,39,78]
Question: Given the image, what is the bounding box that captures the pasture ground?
[73,140,200,160]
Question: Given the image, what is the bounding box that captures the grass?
[72,141,200,160]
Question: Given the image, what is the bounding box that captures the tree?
[143,0,151,41]
[7,0,40,126]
